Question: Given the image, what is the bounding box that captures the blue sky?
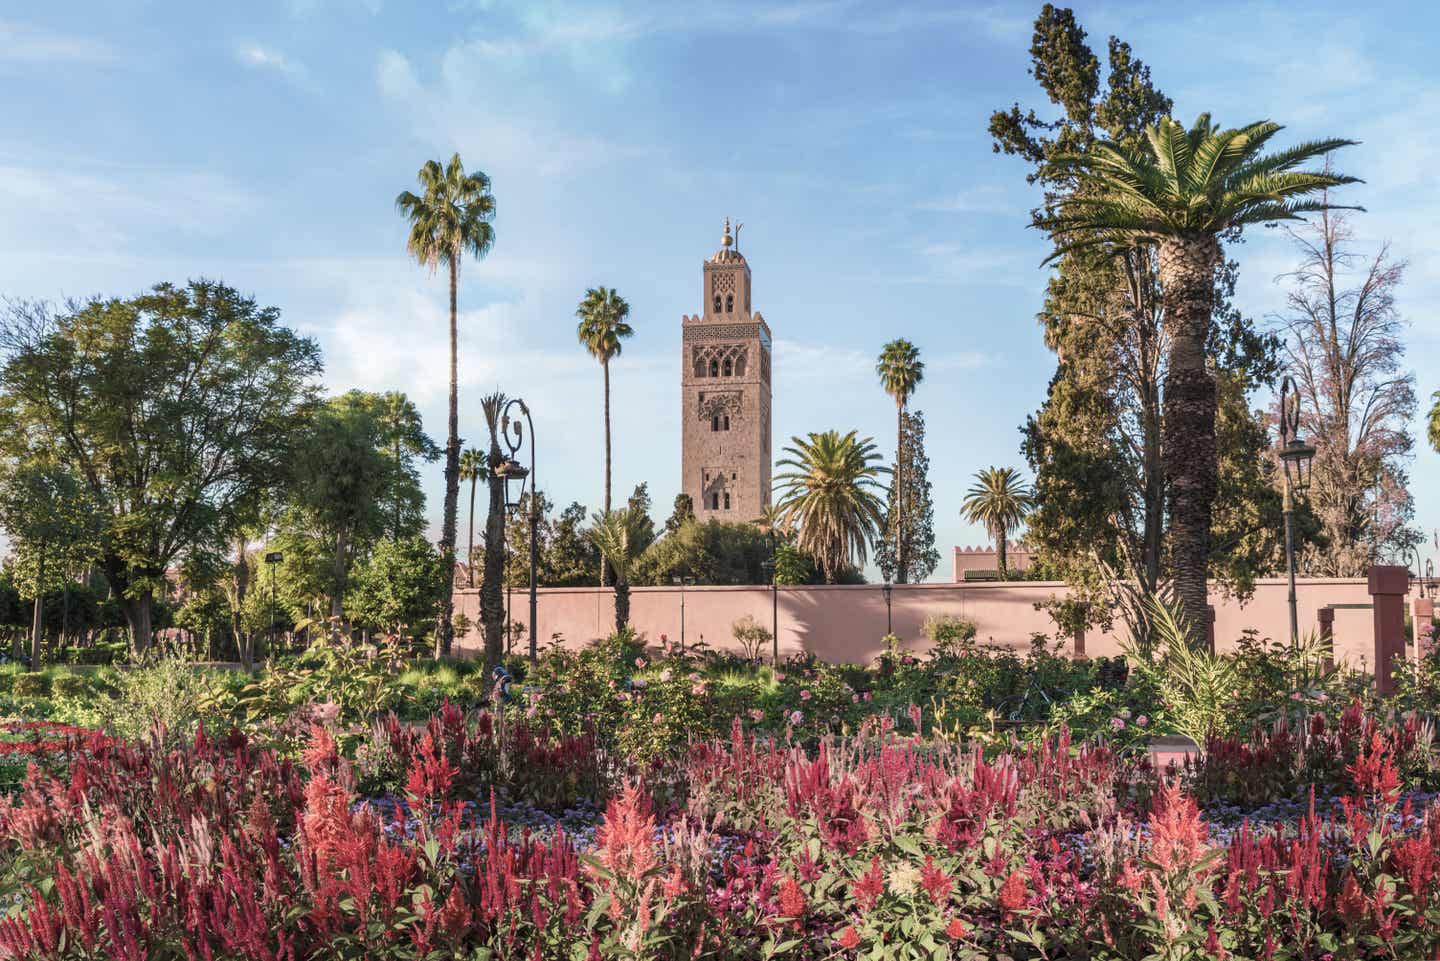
[2,0,1437,580]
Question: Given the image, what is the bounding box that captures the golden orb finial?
[722,216,732,247]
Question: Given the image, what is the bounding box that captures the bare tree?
[1277,208,1418,574]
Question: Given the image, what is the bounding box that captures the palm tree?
[478,393,508,669]
[876,339,924,584]
[396,153,496,655]
[752,503,793,543]
[775,430,887,583]
[587,507,656,633]
[459,447,485,588]
[1047,114,1357,644]
[576,287,633,515]
[959,467,1034,580]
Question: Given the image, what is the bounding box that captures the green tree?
[546,502,601,587]
[632,519,771,586]
[876,410,939,583]
[1430,392,1440,453]
[502,490,553,588]
[347,536,445,638]
[396,152,496,655]
[960,467,1034,579]
[587,506,656,632]
[775,430,887,583]
[376,391,441,539]
[0,282,320,653]
[575,287,633,515]
[664,494,695,537]
[875,339,924,583]
[1045,115,1356,642]
[0,460,101,669]
[459,447,485,587]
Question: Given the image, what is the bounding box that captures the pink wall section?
[453,577,1400,667]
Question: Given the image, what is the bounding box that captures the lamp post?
[761,531,779,665]
[1277,376,1316,645]
[670,576,693,652]
[882,578,893,636]
[497,398,539,660]
[264,551,283,650]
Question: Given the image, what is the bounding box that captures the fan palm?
[587,506,656,632]
[576,287,633,514]
[459,447,485,588]
[775,430,887,583]
[1047,114,1357,644]
[396,153,496,654]
[876,339,924,583]
[959,467,1033,580]
[477,393,508,668]
[752,503,793,543]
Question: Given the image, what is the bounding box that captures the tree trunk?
[614,578,630,633]
[118,593,153,660]
[599,357,612,587]
[330,523,349,641]
[480,445,506,671]
[996,526,1008,581]
[467,475,478,588]
[29,550,44,672]
[1158,234,1221,647]
[436,257,461,656]
[895,401,907,583]
[232,537,253,670]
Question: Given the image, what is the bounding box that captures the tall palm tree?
[587,507,656,633]
[396,153,496,655]
[478,393,508,669]
[876,339,924,584]
[459,447,485,588]
[960,467,1034,580]
[775,430,887,583]
[576,287,633,515]
[1047,114,1357,644]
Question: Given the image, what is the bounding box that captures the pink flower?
[1110,717,1126,731]
[652,713,663,724]
[749,709,764,722]
[862,692,872,701]
[659,669,673,682]
[852,694,860,703]
[1290,691,1304,701]
[691,682,707,696]
[800,689,812,701]
[774,672,786,681]
[1135,715,1149,727]
[635,657,647,668]
[789,710,804,724]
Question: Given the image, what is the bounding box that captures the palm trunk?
[996,527,1008,581]
[436,258,461,656]
[614,577,630,633]
[466,475,478,589]
[599,357,612,587]
[1158,234,1221,648]
[895,401,907,584]
[480,445,506,671]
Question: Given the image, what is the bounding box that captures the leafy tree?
[347,536,445,638]
[1040,106,1355,641]
[375,391,441,539]
[632,520,771,586]
[664,494,695,536]
[875,339,924,582]
[587,506,656,631]
[0,282,320,653]
[751,503,793,542]
[0,460,101,668]
[459,447,485,587]
[960,467,1034,579]
[1278,209,1418,572]
[546,502,601,587]
[772,544,813,586]
[575,287,633,516]
[396,152,496,655]
[876,411,939,583]
[775,430,887,583]
[501,490,552,588]
[1431,393,1440,453]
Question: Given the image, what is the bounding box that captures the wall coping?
[456,577,1372,596]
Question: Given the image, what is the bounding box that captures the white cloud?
[235,44,307,81]
[376,49,421,100]
[917,184,1018,215]
[775,339,987,381]
[0,20,114,65]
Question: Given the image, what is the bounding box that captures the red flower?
[852,858,886,913]
[1148,779,1209,873]
[836,925,861,950]
[945,917,968,939]
[919,855,953,905]
[998,871,1027,914]
[778,875,807,918]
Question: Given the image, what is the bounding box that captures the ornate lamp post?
[264,551,283,650]
[882,577,894,635]
[670,575,694,652]
[496,398,539,660]
[1277,376,1316,644]
[761,531,778,665]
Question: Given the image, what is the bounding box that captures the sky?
[1,0,1437,581]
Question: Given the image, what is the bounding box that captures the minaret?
[680,218,773,523]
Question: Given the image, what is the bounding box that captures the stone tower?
[681,219,773,523]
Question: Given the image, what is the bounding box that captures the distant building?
[952,545,1033,582]
[681,218,773,523]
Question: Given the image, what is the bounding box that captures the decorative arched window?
[711,493,720,510]
[709,359,719,377]
[694,358,706,378]
[712,415,721,432]
[713,295,722,313]
[722,415,730,431]
[722,358,732,377]
[723,492,731,510]
[725,294,734,313]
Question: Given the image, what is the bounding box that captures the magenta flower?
[789,710,804,724]
[800,689,812,701]
[1135,715,1149,727]
[1110,717,1126,731]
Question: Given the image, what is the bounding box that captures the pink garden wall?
[453,577,1402,668]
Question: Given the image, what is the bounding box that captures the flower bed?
[1,704,1439,959]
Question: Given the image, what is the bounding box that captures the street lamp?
[498,398,539,660]
[264,551,283,651]
[761,532,778,665]
[671,576,693,652]
[1277,376,1316,644]
[882,578,893,636]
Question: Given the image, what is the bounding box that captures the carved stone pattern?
[691,344,748,378]
[711,272,736,296]
[760,347,771,384]
[698,391,742,421]
[684,323,760,342]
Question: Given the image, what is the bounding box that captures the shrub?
[9,673,49,698]
[731,615,772,662]
[921,613,978,649]
[97,657,227,745]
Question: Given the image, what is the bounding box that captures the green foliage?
[920,614,977,651]
[877,410,940,584]
[575,286,633,365]
[775,430,887,583]
[730,615,772,662]
[632,518,771,586]
[98,658,234,746]
[346,536,445,637]
[588,504,658,630]
[0,282,322,651]
[958,467,1033,578]
[1122,598,1237,747]
[771,544,812,586]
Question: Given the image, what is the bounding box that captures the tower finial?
[722,216,732,247]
